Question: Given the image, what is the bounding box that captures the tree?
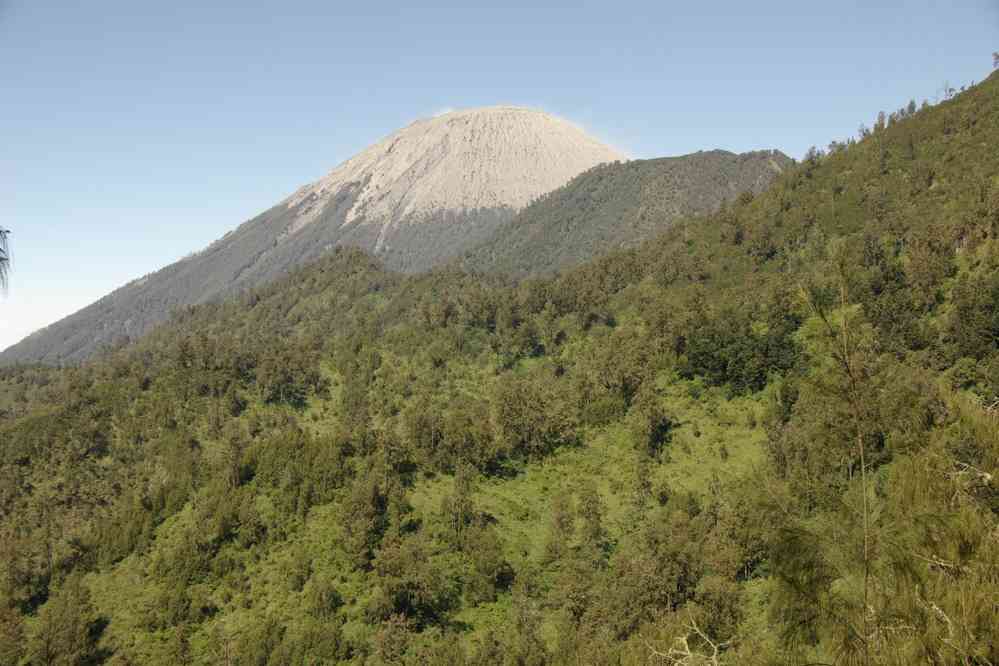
[543,493,575,564]
[440,463,476,545]
[628,385,674,457]
[0,607,25,665]
[342,470,390,568]
[795,268,879,666]
[575,482,607,560]
[26,573,98,666]
[642,611,733,666]
[0,228,9,294]
[490,370,578,460]
[993,51,998,69]
[369,532,461,629]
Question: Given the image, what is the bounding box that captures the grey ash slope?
[1,107,623,365]
[460,149,792,277]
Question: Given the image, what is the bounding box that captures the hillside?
[462,149,791,276]
[0,107,624,366]
[1,72,998,665]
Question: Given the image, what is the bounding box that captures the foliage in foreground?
[1,73,999,664]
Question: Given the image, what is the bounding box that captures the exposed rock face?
[285,106,627,253]
[1,107,624,364]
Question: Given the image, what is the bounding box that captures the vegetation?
[460,149,791,277]
[1,72,999,664]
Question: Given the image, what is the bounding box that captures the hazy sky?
[1,1,997,352]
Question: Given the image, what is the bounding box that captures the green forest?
[460,149,791,277]
[1,72,998,665]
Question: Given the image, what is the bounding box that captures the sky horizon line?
[2,0,996,353]
[0,75,987,355]
[2,73,995,354]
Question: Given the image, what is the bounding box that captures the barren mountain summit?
[1,106,623,364]
[282,106,626,253]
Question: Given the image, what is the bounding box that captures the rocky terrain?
[0,107,624,364]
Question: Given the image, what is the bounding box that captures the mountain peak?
[1,106,624,363]
[283,106,626,250]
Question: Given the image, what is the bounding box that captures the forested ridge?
[1,72,998,665]
[460,149,791,277]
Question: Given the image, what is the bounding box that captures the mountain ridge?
[460,148,792,276]
[1,109,793,366]
[1,106,624,364]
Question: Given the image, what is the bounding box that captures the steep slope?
[1,107,624,365]
[1,73,998,664]
[461,149,791,276]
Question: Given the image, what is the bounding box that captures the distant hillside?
[462,149,791,276]
[0,106,622,365]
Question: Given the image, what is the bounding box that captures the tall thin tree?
[0,227,10,294]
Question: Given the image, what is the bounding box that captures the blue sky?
[1,0,997,352]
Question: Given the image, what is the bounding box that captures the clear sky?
[1,1,996,352]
